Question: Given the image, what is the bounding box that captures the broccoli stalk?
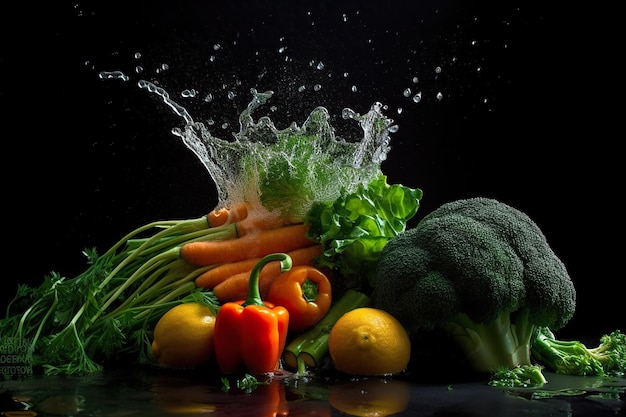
[372,198,577,379]
[444,309,535,373]
[531,327,626,377]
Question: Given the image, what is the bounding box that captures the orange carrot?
[195,245,322,289]
[235,215,293,237]
[180,223,314,266]
[207,203,249,227]
[213,269,277,302]
[212,245,322,302]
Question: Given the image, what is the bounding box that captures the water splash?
[137,80,395,220]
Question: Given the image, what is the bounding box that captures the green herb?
[1,217,228,376]
[221,373,267,394]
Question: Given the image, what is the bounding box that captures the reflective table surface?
[2,367,624,417]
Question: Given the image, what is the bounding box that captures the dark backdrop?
[2,1,622,340]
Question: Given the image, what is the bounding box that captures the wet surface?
[1,368,624,416]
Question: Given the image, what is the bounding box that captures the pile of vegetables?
[0,95,421,377]
[2,90,624,389]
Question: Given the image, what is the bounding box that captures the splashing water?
[138,79,395,221]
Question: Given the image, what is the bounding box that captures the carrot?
[213,269,277,302]
[195,244,322,289]
[211,245,322,302]
[207,203,249,227]
[235,214,293,237]
[180,223,314,266]
[195,258,262,289]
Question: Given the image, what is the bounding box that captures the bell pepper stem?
[243,253,293,307]
[283,289,370,374]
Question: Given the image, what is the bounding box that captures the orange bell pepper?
[214,253,291,375]
[266,265,332,332]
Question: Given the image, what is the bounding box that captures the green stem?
[242,253,292,307]
[93,248,180,323]
[283,289,370,373]
[133,281,197,321]
[99,216,209,259]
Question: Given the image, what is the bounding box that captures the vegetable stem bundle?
[1,213,236,375]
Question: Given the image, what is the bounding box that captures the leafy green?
[0,217,229,376]
[305,174,422,293]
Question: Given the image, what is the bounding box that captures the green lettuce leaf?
[305,174,422,294]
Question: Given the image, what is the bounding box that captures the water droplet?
[204,93,214,102]
[343,72,349,78]
[221,122,229,129]
[134,66,143,74]
[227,91,236,100]
[436,92,443,101]
[316,61,325,70]
[435,66,442,74]
[412,76,419,84]
[298,85,306,93]
[278,46,287,53]
[181,89,197,98]
[213,43,222,50]
[388,125,399,133]
[313,84,322,91]
[397,107,403,114]
[134,52,142,59]
[209,55,216,62]
[476,66,482,72]
[98,71,130,81]
[403,88,411,97]
[351,85,358,93]
[412,92,422,103]
[342,108,357,120]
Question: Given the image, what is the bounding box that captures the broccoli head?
[372,197,576,374]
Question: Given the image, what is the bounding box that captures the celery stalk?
[283,289,370,375]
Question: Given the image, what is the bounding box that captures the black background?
[2,1,622,340]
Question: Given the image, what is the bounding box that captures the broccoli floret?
[488,364,547,388]
[372,197,576,375]
[531,327,626,377]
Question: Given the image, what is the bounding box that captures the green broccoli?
[488,364,547,388]
[372,197,576,375]
[531,326,626,377]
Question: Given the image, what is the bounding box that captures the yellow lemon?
[151,302,216,368]
[328,307,411,376]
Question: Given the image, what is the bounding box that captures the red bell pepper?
[214,253,291,375]
[266,265,332,332]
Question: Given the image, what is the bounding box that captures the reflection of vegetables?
[305,174,421,294]
[266,265,332,332]
[531,327,626,377]
[180,223,314,266]
[488,364,547,388]
[372,197,576,376]
[283,289,370,375]
[221,376,290,417]
[328,378,411,417]
[214,254,291,375]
